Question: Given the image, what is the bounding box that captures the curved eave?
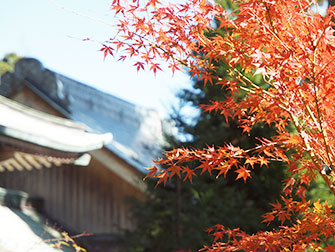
[0,126,112,153]
[0,95,113,153]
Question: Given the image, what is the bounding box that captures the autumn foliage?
[104,0,335,251]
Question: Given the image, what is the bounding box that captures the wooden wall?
[0,155,145,234]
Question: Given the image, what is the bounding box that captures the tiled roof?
[1,58,163,173]
[55,74,163,173]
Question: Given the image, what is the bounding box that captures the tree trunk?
[176,179,183,249]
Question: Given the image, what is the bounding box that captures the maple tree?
[125,5,286,250]
[104,0,335,251]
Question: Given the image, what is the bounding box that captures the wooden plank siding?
[0,154,145,235]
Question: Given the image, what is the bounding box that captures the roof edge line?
[25,80,73,119]
[0,126,112,153]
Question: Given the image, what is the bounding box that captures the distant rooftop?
[0,58,163,173]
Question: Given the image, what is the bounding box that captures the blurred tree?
[0,53,20,75]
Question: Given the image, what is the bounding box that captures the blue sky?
[1,0,192,118]
[1,0,329,118]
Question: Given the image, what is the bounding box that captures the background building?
[0,58,163,251]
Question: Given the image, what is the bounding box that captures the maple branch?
[241,1,335,197]
[223,62,295,119]
[49,0,115,28]
[290,84,335,196]
[112,29,189,68]
[298,89,319,131]
[249,6,293,56]
[262,1,277,36]
[312,78,334,167]
[288,106,335,195]
[253,2,308,69]
[223,62,275,98]
[315,57,335,79]
[285,9,299,40]
[238,85,255,94]
[297,0,314,48]
[309,18,335,172]
[289,2,335,195]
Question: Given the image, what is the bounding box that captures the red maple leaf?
[235,167,251,183]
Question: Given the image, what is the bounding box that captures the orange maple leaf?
[183,166,196,183]
[245,157,258,168]
[262,212,275,224]
[258,156,269,167]
[167,165,181,178]
[235,167,251,183]
[144,166,158,180]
